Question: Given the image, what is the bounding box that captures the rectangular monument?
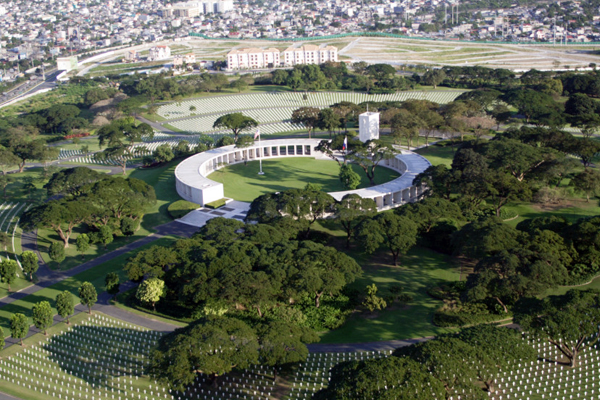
[359,112,380,143]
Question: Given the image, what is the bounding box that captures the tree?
[76,233,90,259]
[49,242,65,264]
[0,148,20,175]
[150,317,259,389]
[22,200,90,248]
[362,284,387,312]
[105,272,120,299]
[456,325,537,393]
[94,144,134,175]
[571,169,600,202]
[124,245,178,281]
[393,337,483,398]
[136,278,164,311]
[99,225,113,249]
[568,137,600,169]
[0,326,4,353]
[345,140,396,186]
[291,107,321,138]
[422,69,446,89]
[78,282,97,314]
[515,289,600,367]
[258,321,319,381]
[151,143,175,164]
[230,78,248,93]
[32,301,53,335]
[396,197,463,234]
[356,213,418,266]
[20,251,38,281]
[391,109,424,149]
[314,356,446,400]
[10,313,28,346]
[0,174,11,198]
[338,163,361,190]
[452,217,520,259]
[12,139,46,173]
[318,108,341,137]
[294,241,362,308]
[335,194,377,247]
[212,113,258,142]
[55,290,74,324]
[366,63,396,81]
[413,164,454,199]
[0,259,18,291]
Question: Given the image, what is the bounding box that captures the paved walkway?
[0,221,198,309]
[177,200,250,227]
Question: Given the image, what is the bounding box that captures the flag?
[342,136,347,151]
[254,128,260,140]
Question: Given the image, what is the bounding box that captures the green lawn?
[208,158,399,202]
[0,236,177,337]
[128,160,183,232]
[502,199,600,228]
[319,245,459,344]
[415,144,456,167]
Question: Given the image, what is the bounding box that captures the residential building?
[227,47,280,69]
[282,44,338,66]
[148,45,171,61]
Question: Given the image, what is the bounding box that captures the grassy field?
[208,158,399,202]
[321,244,459,343]
[415,144,456,167]
[0,236,176,337]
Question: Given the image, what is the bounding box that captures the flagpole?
[258,129,264,175]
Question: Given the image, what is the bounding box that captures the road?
[0,69,60,107]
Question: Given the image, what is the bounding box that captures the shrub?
[121,217,138,236]
[49,242,65,264]
[168,200,200,219]
[205,199,227,209]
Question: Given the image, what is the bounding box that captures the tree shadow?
[45,325,151,390]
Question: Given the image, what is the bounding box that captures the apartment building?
[227,47,280,69]
[227,45,338,70]
[282,45,338,66]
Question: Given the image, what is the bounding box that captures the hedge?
[205,199,227,209]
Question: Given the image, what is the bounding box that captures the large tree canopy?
[515,289,600,368]
[212,113,258,142]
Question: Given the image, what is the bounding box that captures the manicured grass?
[502,199,600,228]
[319,245,459,344]
[55,137,101,152]
[128,160,183,231]
[140,112,166,122]
[208,158,399,202]
[0,236,177,337]
[415,144,456,167]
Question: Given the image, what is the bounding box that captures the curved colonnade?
[174,139,431,211]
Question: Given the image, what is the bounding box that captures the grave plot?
[157,91,464,120]
[0,314,170,400]
[481,333,600,400]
